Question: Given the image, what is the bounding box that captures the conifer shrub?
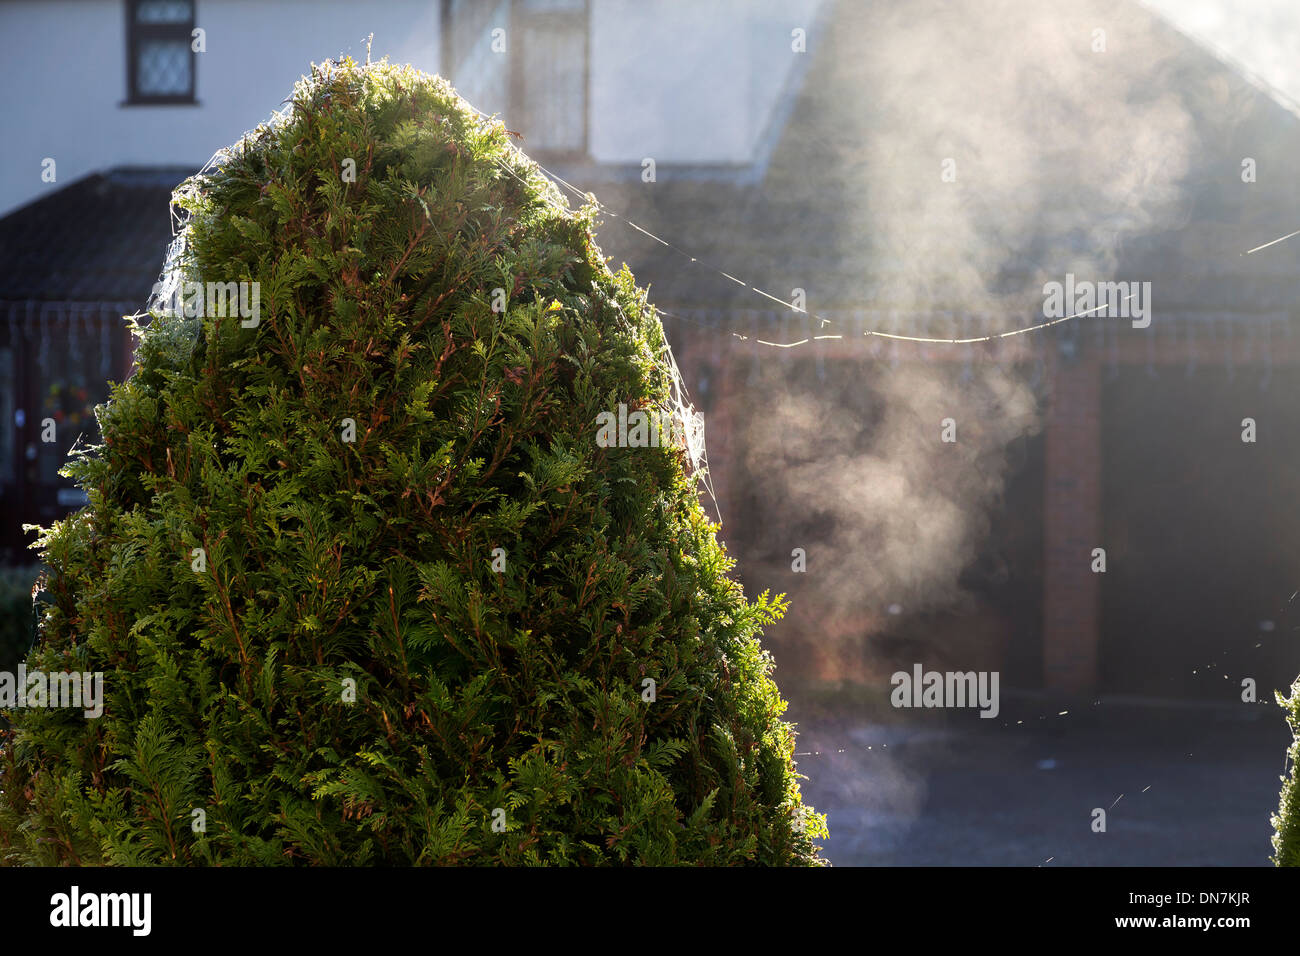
[1273,678,1300,865]
[0,59,826,865]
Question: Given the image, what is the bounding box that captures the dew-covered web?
[146,95,300,328]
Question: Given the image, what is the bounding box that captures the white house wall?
[0,0,442,218]
[0,0,826,218]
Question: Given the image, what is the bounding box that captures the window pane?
[448,0,510,112]
[137,39,191,96]
[520,0,585,11]
[135,0,193,24]
[520,25,585,151]
[0,348,12,485]
[33,316,110,487]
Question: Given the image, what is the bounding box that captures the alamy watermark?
[890,664,999,718]
[595,403,684,449]
[1042,273,1151,329]
[151,280,261,327]
[0,666,104,718]
[50,886,150,936]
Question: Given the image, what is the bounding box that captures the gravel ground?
[793,697,1292,866]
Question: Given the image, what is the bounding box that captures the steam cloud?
[730,0,1200,685]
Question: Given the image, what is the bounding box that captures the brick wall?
[1042,348,1102,693]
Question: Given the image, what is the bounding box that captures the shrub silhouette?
[0,59,826,865]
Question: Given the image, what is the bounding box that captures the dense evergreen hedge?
[0,59,826,865]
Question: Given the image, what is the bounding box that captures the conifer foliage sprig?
[1273,679,1300,866]
[0,59,827,865]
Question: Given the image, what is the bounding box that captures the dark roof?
[0,167,193,303]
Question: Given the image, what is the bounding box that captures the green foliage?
[1273,679,1300,865]
[0,60,825,865]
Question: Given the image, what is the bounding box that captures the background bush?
[0,566,40,676]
